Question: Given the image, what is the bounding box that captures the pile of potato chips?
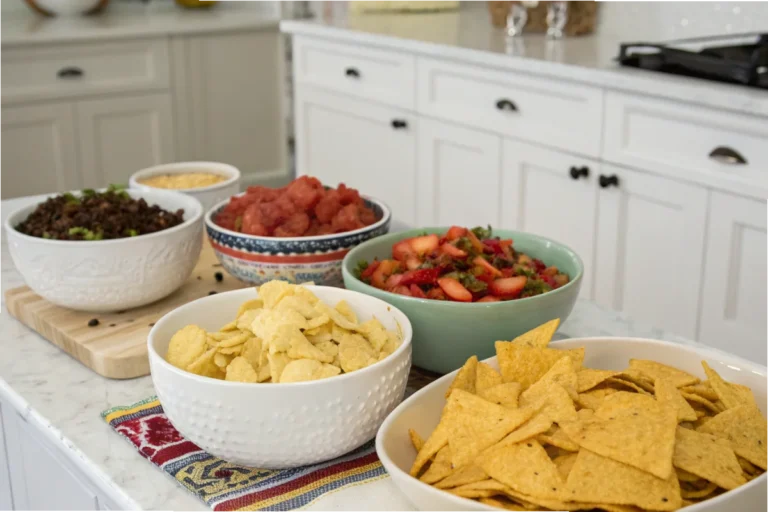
[165,280,401,383]
[408,319,766,511]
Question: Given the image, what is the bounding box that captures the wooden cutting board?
[5,239,249,379]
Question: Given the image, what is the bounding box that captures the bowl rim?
[204,193,392,243]
[376,336,768,512]
[129,161,241,193]
[4,187,203,246]
[342,227,584,308]
[147,285,413,388]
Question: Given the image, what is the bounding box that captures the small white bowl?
[4,188,203,312]
[129,162,241,213]
[376,337,767,511]
[148,286,413,469]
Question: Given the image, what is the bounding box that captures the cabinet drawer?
[603,91,768,189]
[416,57,603,157]
[293,36,415,110]
[2,39,170,104]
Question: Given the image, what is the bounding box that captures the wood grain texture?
[5,240,248,379]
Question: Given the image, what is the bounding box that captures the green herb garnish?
[471,225,492,240]
[62,192,80,205]
[68,227,103,240]
[354,260,369,279]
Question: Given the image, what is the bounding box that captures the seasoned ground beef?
[16,187,185,241]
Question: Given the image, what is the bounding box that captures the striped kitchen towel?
[102,397,386,511]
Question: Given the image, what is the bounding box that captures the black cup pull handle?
[345,67,360,78]
[709,146,747,165]
[496,99,518,112]
[57,67,84,79]
[599,174,620,188]
[391,119,408,129]
[569,166,589,180]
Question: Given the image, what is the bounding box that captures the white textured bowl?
[4,188,203,312]
[377,337,767,511]
[148,286,413,469]
[129,162,241,214]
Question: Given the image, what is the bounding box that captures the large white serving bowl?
[129,161,241,214]
[4,188,203,312]
[148,286,413,469]
[376,337,767,511]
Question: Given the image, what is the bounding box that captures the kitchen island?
[1,194,699,511]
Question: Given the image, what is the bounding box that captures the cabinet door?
[416,119,501,227]
[699,192,766,363]
[172,31,285,182]
[76,93,175,188]
[1,102,79,199]
[501,140,599,299]
[594,165,708,339]
[295,86,417,224]
[0,402,13,510]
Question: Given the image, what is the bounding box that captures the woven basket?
[488,1,598,36]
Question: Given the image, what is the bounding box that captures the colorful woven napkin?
[102,397,387,511]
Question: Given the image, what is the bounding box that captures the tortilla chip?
[478,440,567,501]
[576,387,618,411]
[420,445,454,484]
[681,382,719,402]
[698,404,767,470]
[656,378,698,422]
[445,356,478,399]
[614,369,656,393]
[447,389,537,468]
[476,362,504,393]
[628,359,699,388]
[701,361,756,410]
[519,356,579,406]
[738,456,759,475]
[478,496,528,511]
[553,452,579,480]
[449,479,508,499]
[410,414,451,477]
[505,318,561,348]
[577,369,619,393]
[673,426,746,490]
[520,381,578,425]
[680,481,718,500]
[496,343,584,390]
[537,425,579,452]
[565,449,681,511]
[682,391,723,415]
[409,428,424,452]
[434,464,488,489]
[496,411,553,447]
[478,382,521,409]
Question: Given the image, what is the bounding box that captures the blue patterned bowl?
[205,195,391,286]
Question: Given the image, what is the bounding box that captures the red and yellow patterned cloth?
[102,397,386,511]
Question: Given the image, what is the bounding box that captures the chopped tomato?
[437,277,473,302]
[360,259,380,279]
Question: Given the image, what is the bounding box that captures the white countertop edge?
[280,20,768,118]
[0,377,141,511]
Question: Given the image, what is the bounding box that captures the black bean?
[208,291,217,295]
[88,318,99,327]
[214,272,224,282]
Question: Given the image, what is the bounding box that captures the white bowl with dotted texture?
[148,286,413,469]
[376,337,767,511]
[4,188,203,312]
[130,161,241,214]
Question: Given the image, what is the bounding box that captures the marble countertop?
[1,2,280,47]
[281,5,768,117]
[0,194,699,510]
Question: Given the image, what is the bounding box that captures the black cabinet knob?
[57,67,84,79]
[495,99,518,112]
[599,174,620,188]
[345,67,360,78]
[391,119,408,129]
[569,166,589,180]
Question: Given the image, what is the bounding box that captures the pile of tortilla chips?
[165,280,401,383]
[408,319,766,511]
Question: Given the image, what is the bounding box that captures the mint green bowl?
[342,228,583,374]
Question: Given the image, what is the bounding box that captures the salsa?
[215,176,379,237]
[354,226,570,302]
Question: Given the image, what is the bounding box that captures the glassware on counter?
[546,1,569,38]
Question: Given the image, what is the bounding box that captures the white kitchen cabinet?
[76,93,175,188]
[699,192,767,363]
[294,86,417,224]
[502,140,600,300]
[1,102,79,199]
[0,402,12,510]
[594,165,708,339]
[416,118,500,227]
[171,30,286,184]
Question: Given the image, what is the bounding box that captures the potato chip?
[274,295,318,319]
[219,320,238,332]
[279,359,341,383]
[447,390,537,468]
[434,464,489,489]
[357,318,389,351]
[698,404,767,470]
[305,314,330,331]
[251,309,308,344]
[478,382,522,409]
[338,333,377,373]
[187,347,220,378]
[213,351,233,369]
[655,378,698,422]
[240,337,261,369]
[379,331,400,359]
[217,344,244,356]
[420,445,454,484]
[409,429,425,453]
[334,300,358,324]
[673,426,746,490]
[576,369,619,393]
[496,343,584,390]
[166,325,208,370]
[445,356,478,399]
[267,352,290,383]
[257,280,294,308]
[236,298,263,319]
[504,318,560,348]
[476,362,504,393]
[236,308,261,333]
[565,449,681,511]
[215,332,250,348]
[479,440,567,501]
[553,452,578,480]
[628,359,699,388]
[315,301,359,331]
[280,325,334,363]
[225,356,259,383]
[701,361,756,410]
